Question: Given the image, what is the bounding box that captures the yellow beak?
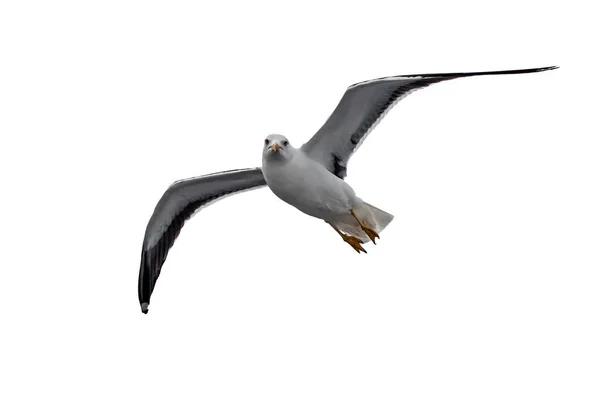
[271,142,281,152]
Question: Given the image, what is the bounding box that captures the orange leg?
[351,209,380,244]
[330,224,367,254]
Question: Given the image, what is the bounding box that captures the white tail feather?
[331,202,394,243]
[359,202,394,234]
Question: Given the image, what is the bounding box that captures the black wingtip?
[481,65,560,75]
[447,65,560,78]
[397,65,560,80]
[141,302,149,314]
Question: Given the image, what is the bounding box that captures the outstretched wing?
[138,168,267,314]
[301,66,558,179]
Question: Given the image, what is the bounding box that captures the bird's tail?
[358,202,395,235]
[333,202,394,243]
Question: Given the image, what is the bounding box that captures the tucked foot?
[343,235,367,254]
[362,226,380,244]
[330,223,367,254]
[351,209,380,244]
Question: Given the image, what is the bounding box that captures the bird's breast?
[262,156,354,219]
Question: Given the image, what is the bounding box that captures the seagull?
[138,66,558,313]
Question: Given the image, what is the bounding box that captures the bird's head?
[262,134,294,162]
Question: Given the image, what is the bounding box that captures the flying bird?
[138,66,558,313]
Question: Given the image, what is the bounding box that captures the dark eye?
[283,140,289,146]
[264,139,270,145]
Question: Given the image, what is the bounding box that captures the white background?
[1,1,598,399]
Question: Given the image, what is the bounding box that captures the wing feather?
[301,66,558,179]
[138,167,266,313]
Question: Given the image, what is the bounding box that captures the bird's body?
[262,137,356,221]
[261,134,394,244]
[137,65,558,313]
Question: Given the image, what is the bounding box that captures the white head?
[262,134,295,163]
